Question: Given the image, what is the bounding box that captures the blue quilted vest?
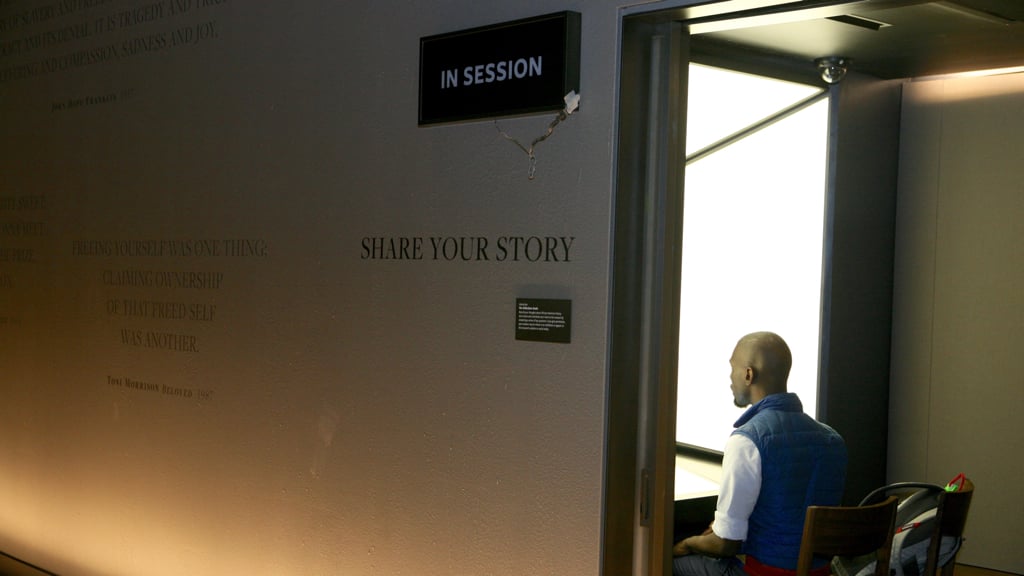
[732,393,847,570]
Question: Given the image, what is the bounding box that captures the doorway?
[605,3,902,576]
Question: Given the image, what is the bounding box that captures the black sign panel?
[419,12,581,125]
[516,298,571,344]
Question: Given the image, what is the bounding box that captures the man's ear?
[745,367,755,385]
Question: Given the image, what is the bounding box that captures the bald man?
[673,332,847,576]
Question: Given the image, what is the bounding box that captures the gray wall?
[821,71,901,506]
[0,2,627,574]
[890,72,1024,573]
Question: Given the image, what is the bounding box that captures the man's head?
[729,331,792,408]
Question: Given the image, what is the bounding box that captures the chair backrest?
[925,477,974,576]
[796,495,899,576]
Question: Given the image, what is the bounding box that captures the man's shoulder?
[736,409,845,449]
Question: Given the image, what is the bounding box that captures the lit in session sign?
[418,11,581,125]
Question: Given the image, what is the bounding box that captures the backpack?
[831,474,967,576]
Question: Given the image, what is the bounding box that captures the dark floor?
[0,551,55,576]
[955,565,1022,576]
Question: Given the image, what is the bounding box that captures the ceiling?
[679,0,1024,80]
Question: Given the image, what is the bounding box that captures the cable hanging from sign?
[495,90,580,180]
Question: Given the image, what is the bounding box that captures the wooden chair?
[924,477,974,576]
[796,496,899,576]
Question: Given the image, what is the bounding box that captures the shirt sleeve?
[712,433,761,541]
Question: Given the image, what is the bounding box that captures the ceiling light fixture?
[913,65,1024,82]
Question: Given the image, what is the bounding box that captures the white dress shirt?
[712,433,762,541]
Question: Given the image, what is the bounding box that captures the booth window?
[676,63,830,453]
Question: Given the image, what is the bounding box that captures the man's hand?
[672,525,712,557]
[672,539,693,557]
[671,526,741,559]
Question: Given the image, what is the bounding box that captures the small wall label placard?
[516,298,571,343]
[419,11,581,125]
